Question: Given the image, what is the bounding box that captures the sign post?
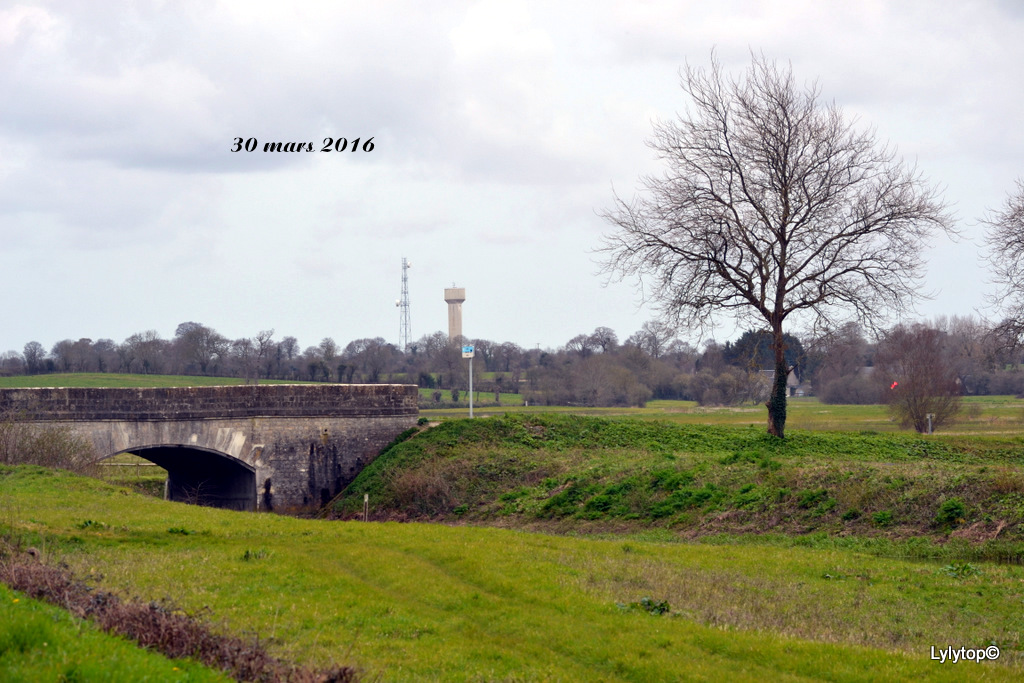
[462,345,475,418]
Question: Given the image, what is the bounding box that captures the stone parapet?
[0,384,418,421]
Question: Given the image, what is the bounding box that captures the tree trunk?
[766,328,788,438]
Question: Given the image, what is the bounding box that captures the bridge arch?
[0,384,418,513]
[106,445,257,511]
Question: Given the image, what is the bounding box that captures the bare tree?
[600,53,951,437]
[624,321,675,359]
[564,333,596,358]
[232,338,257,384]
[934,315,995,394]
[806,322,869,388]
[122,331,167,374]
[588,326,619,354]
[23,341,45,375]
[254,329,275,380]
[173,322,227,375]
[874,324,961,433]
[0,351,24,376]
[982,179,1024,347]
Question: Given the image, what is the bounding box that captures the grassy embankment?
[2,463,1022,681]
[334,414,1024,553]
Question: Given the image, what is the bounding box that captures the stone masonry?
[0,384,418,513]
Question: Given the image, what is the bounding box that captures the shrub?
[872,510,894,527]
[797,488,829,509]
[935,497,967,528]
[841,508,861,521]
[0,411,96,474]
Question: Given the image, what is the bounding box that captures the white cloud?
[1,0,1022,353]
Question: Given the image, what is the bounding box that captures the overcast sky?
[2,0,1022,356]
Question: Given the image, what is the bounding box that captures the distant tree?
[601,53,951,437]
[279,336,299,361]
[662,339,699,374]
[254,329,275,380]
[572,354,651,407]
[874,324,961,432]
[934,315,995,394]
[232,338,258,384]
[624,321,674,359]
[805,322,870,392]
[93,339,119,373]
[494,341,527,376]
[690,367,763,406]
[122,331,167,374]
[23,341,45,375]
[0,351,24,376]
[564,333,596,358]
[173,322,227,375]
[470,338,494,371]
[588,326,619,354]
[318,338,339,381]
[695,341,727,375]
[50,338,98,373]
[302,346,325,381]
[344,337,397,383]
[50,340,74,372]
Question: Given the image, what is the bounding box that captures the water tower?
[444,286,465,341]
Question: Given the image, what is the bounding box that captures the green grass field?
[424,395,1024,434]
[0,582,231,682]
[1,465,1020,681]
[417,386,525,407]
[3,373,1024,678]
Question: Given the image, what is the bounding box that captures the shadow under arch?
[106,444,257,511]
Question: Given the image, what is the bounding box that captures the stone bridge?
[0,384,418,513]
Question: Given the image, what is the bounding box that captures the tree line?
[3,315,1023,422]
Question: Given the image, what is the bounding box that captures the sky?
[2,0,1022,356]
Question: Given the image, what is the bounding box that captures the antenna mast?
[397,257,412,349]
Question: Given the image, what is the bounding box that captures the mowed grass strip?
[0,466,1019,681]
